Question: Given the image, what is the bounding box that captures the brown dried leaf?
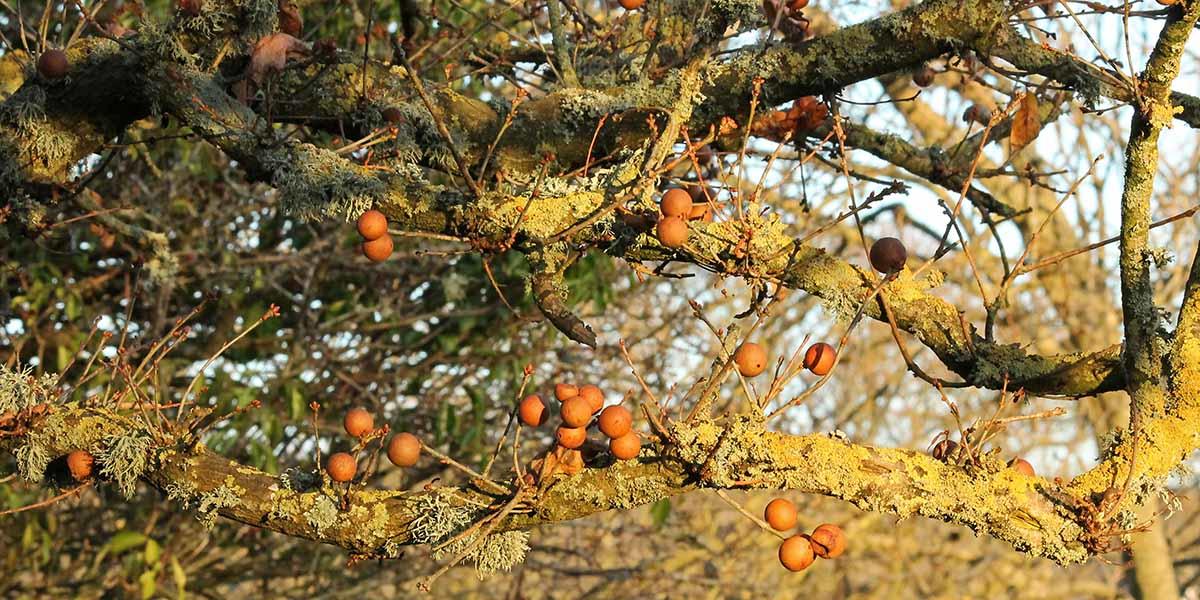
[530,446,584,484]
[247,33,308,86]
[277,0,302,37]
[1010,93,1041,151]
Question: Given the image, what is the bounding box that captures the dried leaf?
[277,0,302,37]
[1010,93,1041,151]
[247,33,308,86]
[530,446,583,484]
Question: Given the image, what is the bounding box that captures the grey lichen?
[405,490,475,545]
[303,494,340,534]
[266,143,385,221]
[165,480,199,507]
[97,430,153,498]
[0,363,57,414]
[434,530,530,577]
[196,479,243,529]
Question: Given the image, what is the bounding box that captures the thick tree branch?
[6,407,1097,565]
[1066,2,1200,507]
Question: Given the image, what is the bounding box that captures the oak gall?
[560,396,593,428]
[868,237,907,273]
[362,234,394,262]
[657,216,688,248]
[555,383,579,401]
[519,395,547,427]
[1009,457,1035,477]
[660,188,693,218]
[734,342,768,377]
[764,498,797,531]
[387,433,421,467]
[357,209,388,241]
[931,439,958,461]
[610,432,641,460]
[598,405,632,439]
[802,342,836,376]
[343,407,374,438]
[381,107,404,124]
[37,49,68,79]
[555,425,587,449]
[579,384,604,413]
[809,524,846,558]
[913,63,936,87]
[326,452,357,482]
[66,450,94,481]
[779,535,815,571]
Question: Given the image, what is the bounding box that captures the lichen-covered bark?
[5,406,1098,564]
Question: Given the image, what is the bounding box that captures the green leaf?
[144,539,161,564]
[650,499,671,528]
[288,385,305,421]
[105,530,149,555]
[170,556,187,599]
[138,569,157,599]
[57,343,72,371]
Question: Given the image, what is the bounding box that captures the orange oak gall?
[519,395,548,427]
[555,383,579,401]
[660,188,693,217]
[37,49,68,79]
[362,234,394,262]
[803,342,836,376]
[764,498,797,531]
[555,425,587,449]
[610,432,641,460]
[778,535,816,571]
[579,384,604,413]
[618,0,644,8]
[560,396,593,428]
[343,407,374,438]
[1009,457,1035,477]
[66,450,94,481]
[868,237,907,273]
[809,524,846,558]
[734,342,768,377]
[657,216,688,248]
[357,209,388,241]
[598,405,632,439]
[326,452,357,482]
[387,433,421,467]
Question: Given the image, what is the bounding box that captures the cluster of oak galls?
[325,407,420,482]
[519,383,642,460]
[764,497,846,572]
